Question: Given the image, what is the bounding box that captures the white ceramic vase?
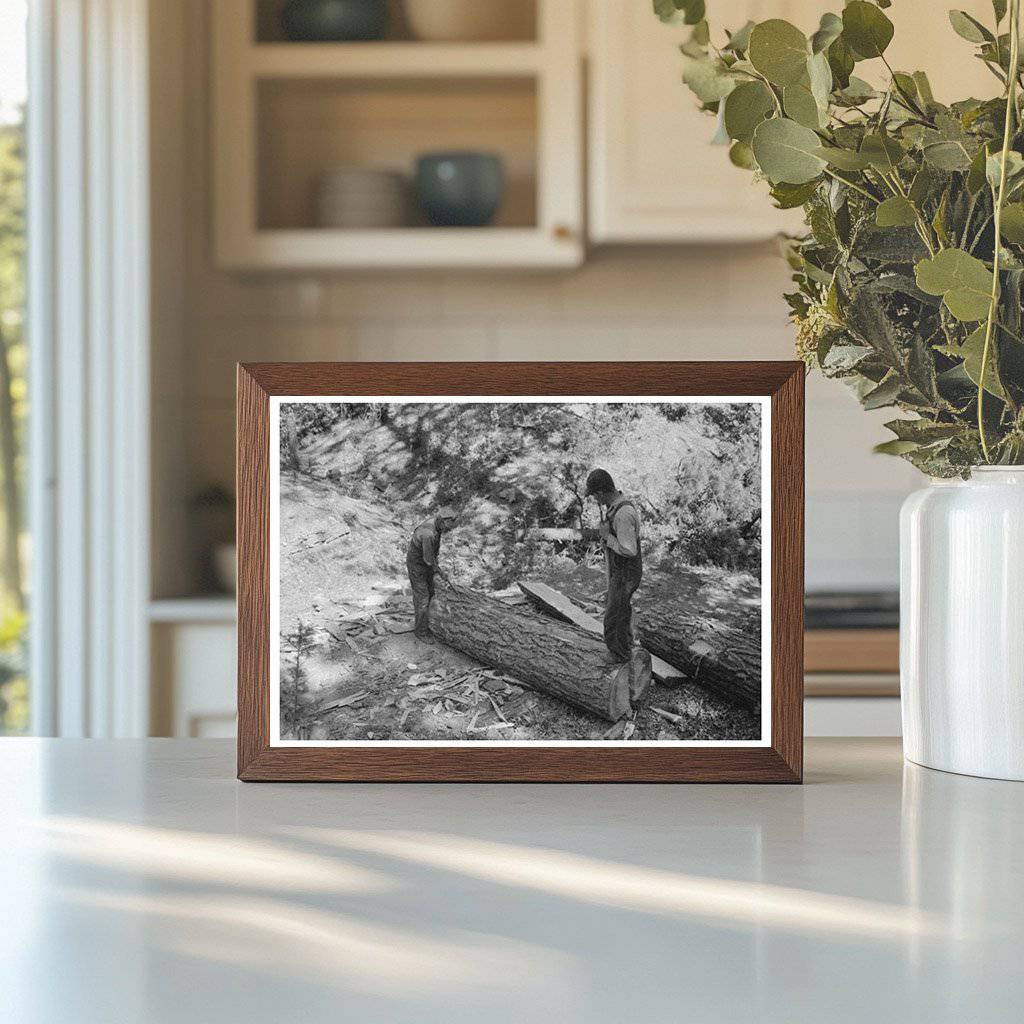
[900,467,1024,780]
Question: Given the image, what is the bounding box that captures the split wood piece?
[428,582,648,723]
[518,580,675,693]
[524,527,584,542]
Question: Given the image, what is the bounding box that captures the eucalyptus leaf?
[723,81,775,143]
[836,76,878,105]
[724,20,755,53]
[913,71,935,105]
[967,143,993,193]
[729,140,758,169]
[1000,202,1024,242]
[994,0,1008,24]
[807,51,833,110]
[986,150,1024,190]
[770,179,821,209]
[842,1,895,60]
[874,438,921,455]
[923,141,973,171]
[948,10,993,44]
[752,117,827,184]
[915,249,994,321]
[959,324,1007,398]
[815,146,872,170]
[654,0,705,25]
[682,55,737,103]
[748,19,810,87]
[783,83,823,129]
[860,133,905,172]
[876,196,918,228]
[827,35,855,89]
[862,374,902,409]
[810,12,843,54]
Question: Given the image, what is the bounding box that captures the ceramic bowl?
[403,0,534,42]
[281,0,388,42]
[415,152,505,228]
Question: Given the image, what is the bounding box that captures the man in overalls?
[584,469,643,662]
[406,505,459,644]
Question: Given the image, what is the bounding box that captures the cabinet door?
[588,1,814,243]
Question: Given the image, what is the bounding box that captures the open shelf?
[249,42,544,78]
[213,0,582,268]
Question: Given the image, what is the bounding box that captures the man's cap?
[435,505,459,520]
[584,469,615,496]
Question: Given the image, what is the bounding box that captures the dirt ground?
[288,587,759,743]
[278,468,760,743]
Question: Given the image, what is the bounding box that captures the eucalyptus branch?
[979,0,1021,462]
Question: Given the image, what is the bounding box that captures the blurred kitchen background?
[2,0,997,740]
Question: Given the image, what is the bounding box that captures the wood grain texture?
[236,361,805,783]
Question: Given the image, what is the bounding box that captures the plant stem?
[979,0,1021,462]
[821,167,879,203]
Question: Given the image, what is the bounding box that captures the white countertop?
[1,738,1021,1023]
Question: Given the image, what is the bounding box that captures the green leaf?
[923,140,973,171]
[770,179,820,209]
[994,0,1008,24]
[827,35,855,89]
[807,51,833,110]
[959,324,1007,398]
[728,140,758,169]
[815,146,872,170]
[912,71,935,105]
[875,196,918,228]
[884,419,963,443]
[783,83,822,128]
[752,117,827,184]
[723,81,775,143]
[860,133,905,172]
[842,1,895,60]
[654,0,705,25]
[748,19,810,87]
[948,10,993,44]
[909,165,936,205]
[1000,202,1024,242]
[967,143,993,193]
[681,55,737,103]
[836,76,877,104]
[986,150,1024,190]
[862,374,902,410]
[724,20,755,53]
[915,249,994,321]
[874,439,922,455]
[810,12,843,54]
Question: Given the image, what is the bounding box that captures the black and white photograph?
[270,396,769,746]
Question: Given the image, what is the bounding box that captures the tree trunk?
[519,580,684,688]
[533,569,762,711]
[633,593,761,710]
[428,583,650,722]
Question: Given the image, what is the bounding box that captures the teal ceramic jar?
[415,152,505,227]
[281,0,388,42]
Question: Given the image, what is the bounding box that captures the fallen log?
[428,583,649,722]
[635,596,760,710]
[519,581,682,691]
[532,568,762,711]
[522,527,584,543]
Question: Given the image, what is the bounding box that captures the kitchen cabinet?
[212,0,584,269]
[587,0,999,244]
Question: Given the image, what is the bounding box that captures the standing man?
[584,469,642,663]
[406,505,459,644]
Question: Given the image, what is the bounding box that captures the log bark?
[533,569,762,711]
[428,583,649,722]
[519,581,678,691]
[633,592,761,710]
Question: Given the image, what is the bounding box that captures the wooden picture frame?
[237,362,804,782]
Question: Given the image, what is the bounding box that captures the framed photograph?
[237,362,803,782]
